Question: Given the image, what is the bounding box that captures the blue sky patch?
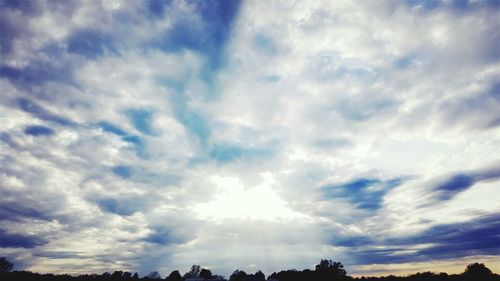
[0,0,41,15]
[112,165,132,179]
[110,164,181,186]
[126,109,157,135]
[122,135,147,157]
[210,144,269,163]
[154,0,242,70]
[393,54,418,69]
[97,121,128,136]
[97,121,148,158]
[178,111,211,144]
[0,61,73,86]
[95,198,142,216]
[254,34,277,55]
[146,0,172,18]
[67,29,115,58]
[490,81,500,102]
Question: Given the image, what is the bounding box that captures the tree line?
[0,257,498,281]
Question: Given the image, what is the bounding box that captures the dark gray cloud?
[24,125,55,136]
[0,229,46,248]
[0,0,41,57]
[0,132,20,149]
[143,226,187,245]
[431,165,500,201]
[0,202,51,222]
[16,98,75,126]
[348,213,500,264]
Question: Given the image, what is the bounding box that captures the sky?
[0,0,499,278]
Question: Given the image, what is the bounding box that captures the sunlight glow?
[194,173,306,221]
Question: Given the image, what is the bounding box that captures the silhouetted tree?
[200,268,212,279]
[111,270,124,279]
[268,272,278,280]
[146,271,162,279]
[254,270,265,281]
[315,259,346,276]
[229,269,247,281]
[166,270,182,281]
[184,264,202,278]
[0,260,499,281]
[408,271,438,280]
[0,257,13,273]
[462,263,493,281]
[314,259,347,281]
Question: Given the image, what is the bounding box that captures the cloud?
[0,0,499,277]
[97,121,128,136]
[94,198,143,217]
[154,0,242,69]
[322,177,406,211]
[341,213,500,266]
[16,98,75,126]
[409,214,500,258]
[0,202,51,222]
[24,125,55,137]
[434,174,475,200]
[0,229,46,249]
[67,29,116,58]
[430,165,500,201]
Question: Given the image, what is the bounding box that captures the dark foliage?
[229,269,247,281]
[165,270,182,281]
[0,258,498,281]
[200,268,213,279]
[0,257,14,272]
[462,263,493,281]
[145,271,161,279]
[184,264,201,278]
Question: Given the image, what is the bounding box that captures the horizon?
[1,0,499,278]
[1,257,499,279]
